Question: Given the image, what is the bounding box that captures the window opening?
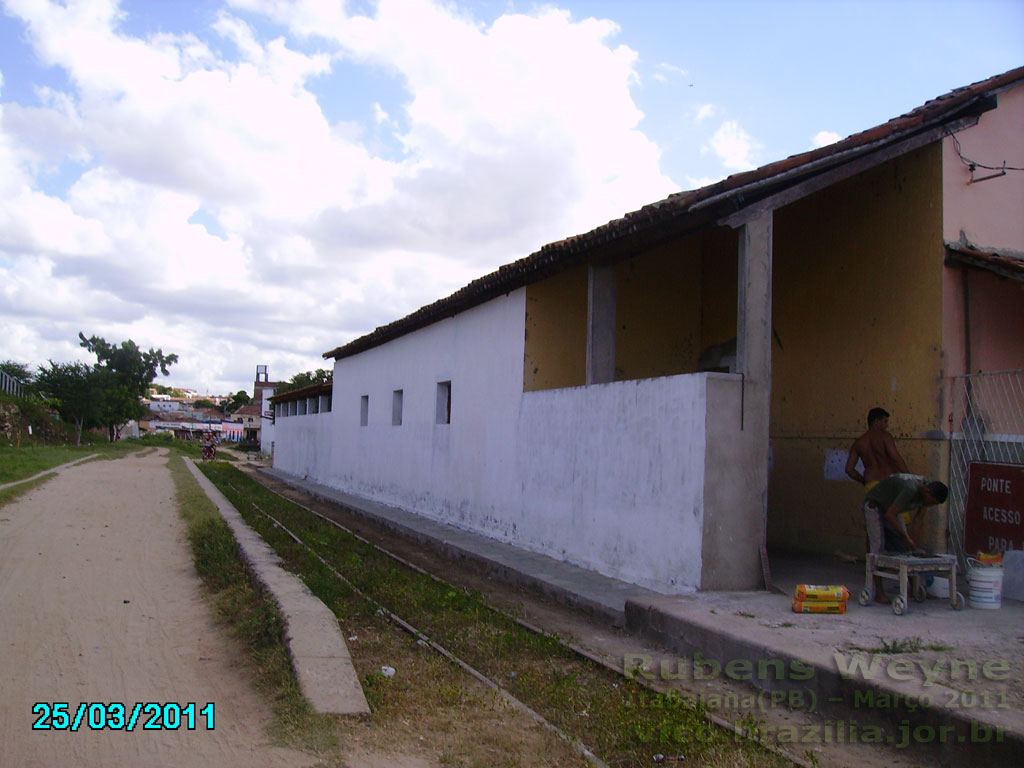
[392,389,403,426]
[436,381,451,424]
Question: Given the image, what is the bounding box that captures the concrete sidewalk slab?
[260,466,661,627]
[625,574,1024,768]
[186,459,369,716]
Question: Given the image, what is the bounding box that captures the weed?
[848,636,951,654]
[166,455,337,754]
[198,463,791,768]
[0,473,56,508]
[0,446,107,483]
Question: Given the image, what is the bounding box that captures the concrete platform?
[187,459,369,716]
[260,467,1022,767]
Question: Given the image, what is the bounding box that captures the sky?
[1,0,1021,397]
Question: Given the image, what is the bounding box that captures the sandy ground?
[0,450,316,768]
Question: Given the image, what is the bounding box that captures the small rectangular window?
[360,395,369,426]
[435,381,451,425]
[392,389,403,426]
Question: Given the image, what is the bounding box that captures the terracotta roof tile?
[945,245,1024,282]
[325,67,1024,361]
[268,381,333,403]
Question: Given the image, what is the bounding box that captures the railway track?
[203,463,808,768]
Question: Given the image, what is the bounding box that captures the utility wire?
[947,128,1024,174]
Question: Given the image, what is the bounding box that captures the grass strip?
[166,454,339,755]
[0,446,110,483]
[201,463,791,768]
[0,473,57,508]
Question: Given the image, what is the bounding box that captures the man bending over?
[863,474,948,604]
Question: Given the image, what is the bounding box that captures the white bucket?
[927,576,950,598]
[967,559,1004,609]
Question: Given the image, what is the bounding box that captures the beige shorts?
[863,499,885,554]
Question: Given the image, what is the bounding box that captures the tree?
[1,360,33,383]
[275,368,332,396]
[79,332,178,441]
[193,398,217,410]
[35,361,100,445]
[222,390,251,415]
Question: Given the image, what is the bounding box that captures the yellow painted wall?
[614,237,702,380]
[768,144,946,556]
[523,265,587,391]
[525,227,738,390]
[613,226,738,382]
[698,227,739,355]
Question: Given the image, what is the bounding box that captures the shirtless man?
[845,407,908,488]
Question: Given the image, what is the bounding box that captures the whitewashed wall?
[516,377,707,591]
[273,289,711,592]
[271,407,333,482]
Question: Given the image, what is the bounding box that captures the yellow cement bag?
[792,599,846,614]
[794,584,850,602]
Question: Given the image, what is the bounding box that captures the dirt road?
[0,450,315,768]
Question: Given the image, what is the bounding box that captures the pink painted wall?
[942,81,1024,381]
[942,82,1024,250]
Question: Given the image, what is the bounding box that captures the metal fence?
[1,370,28,399]
[946,369,1024,566]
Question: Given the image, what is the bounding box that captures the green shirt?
[865,473,929,512]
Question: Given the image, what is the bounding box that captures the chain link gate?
[947,369,1024,567]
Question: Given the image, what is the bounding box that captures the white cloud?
[811,130,842,148]
[684,174,724,190]
[232,0,675,236]
[694,103,717,122]
[708,120,761,171]
[0,0,677,394]
[652,61,687,84]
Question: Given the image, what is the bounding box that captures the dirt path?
[0,450,316,768]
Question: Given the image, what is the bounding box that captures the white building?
[270,69,1024,594]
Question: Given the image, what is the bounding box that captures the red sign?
[964,462,1024,554]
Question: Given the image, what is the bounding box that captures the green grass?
[0,473,57,507]
[0,434,234,485]
[848,636,955,654]
[166,455,338,754]
[199,463,791,768]
[0,445,109,484]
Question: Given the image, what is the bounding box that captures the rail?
[1,370,28,399]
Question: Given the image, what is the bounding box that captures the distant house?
[253,365,279,455]
[147,400,182,413]
[271,68,1024,593]
[221,421,244,442]
[235,404,262,443]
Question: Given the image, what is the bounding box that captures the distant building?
[235,404,262,443]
